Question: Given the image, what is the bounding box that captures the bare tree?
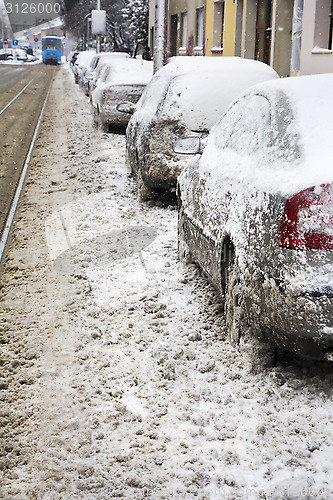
[61,0,132,50]
[122,0,149,55]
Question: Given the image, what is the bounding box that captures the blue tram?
[42,36,63,64]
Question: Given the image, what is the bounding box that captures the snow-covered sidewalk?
[0,66,332,499]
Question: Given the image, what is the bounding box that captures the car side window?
[101,67,111,82]
[214,95,271,154]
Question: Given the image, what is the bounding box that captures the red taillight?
[279,184,333,250]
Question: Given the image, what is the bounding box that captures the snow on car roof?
[103,59,153,85]
[162,60,279,131]
[91,59,153,106]
[250,73,333,167]
[96,52,131,63]
[76,51,96,66]
[135,56,279,127]
[199,73,333,196]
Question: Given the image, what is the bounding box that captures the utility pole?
[97,0,101,53]
[153,0,168,73]
[91,0,106,54]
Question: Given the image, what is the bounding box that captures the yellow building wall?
[205,0,236,57]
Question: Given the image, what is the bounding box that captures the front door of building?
[255,0,272,64]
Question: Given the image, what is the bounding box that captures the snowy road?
[0,66,332,499]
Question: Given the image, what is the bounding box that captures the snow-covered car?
[15,48,29,61]
[121,56,279,201]
[0,48,28,61]
[91,58,153,131]
[72,51,96,85]
[0,49,15,60]
[177,73,333,360]
[84,52,132,98]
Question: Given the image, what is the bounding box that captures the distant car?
[0,48,27,61]
[177,73,333,360]
[0,49,14,61]
[91,58,153,131]
[15,48,29,61]
[122,56,279,200]
[72,51,96,85]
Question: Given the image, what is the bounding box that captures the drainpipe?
[329,0,333,51]
[270,0,277,67]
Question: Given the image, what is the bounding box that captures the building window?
[170,14,178,56]
[180,12,188,49]
[196,7,205,48]
[313,0,333,51]
[255,0,272,64]
[212,0,225,51]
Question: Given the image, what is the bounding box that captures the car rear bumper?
[100,107,130,127]
[257,278,333,360]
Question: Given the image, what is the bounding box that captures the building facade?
[149,0,333,76]
[299,0,333,74]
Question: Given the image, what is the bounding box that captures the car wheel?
[93,106,99,128]
[223,238,277,370]
[100,122,109,133]
[177,207,192,263]
[137,169,153,202]
[125,148,134,177]
[223,246,243,346]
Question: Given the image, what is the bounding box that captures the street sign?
[3,39,8,46]
[12,40,18,46]
[91,10,106,34]
[34,37,39,43]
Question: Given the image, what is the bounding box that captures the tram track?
[0,72,40,116]
[0,65,56,263]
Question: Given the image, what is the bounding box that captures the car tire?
[224,251,243,346]
[125,148,134,177]
[137,169,153,202]
[93,106,99,128]
[223,240,277,370]
[177,207,192,263]
[100,122,109,133]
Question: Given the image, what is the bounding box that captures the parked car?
[0,49,15,61]
[120,56,279,200]
[84,52,132,98]
[177,73,333,360]
[0,48,28,61]
[91,58,153,131]
[72,51,96,85]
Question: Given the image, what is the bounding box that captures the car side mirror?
[116,102,137,115]
[174,137,202,155]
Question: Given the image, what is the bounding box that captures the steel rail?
[0,71,40,116]
[0,76,53,263]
